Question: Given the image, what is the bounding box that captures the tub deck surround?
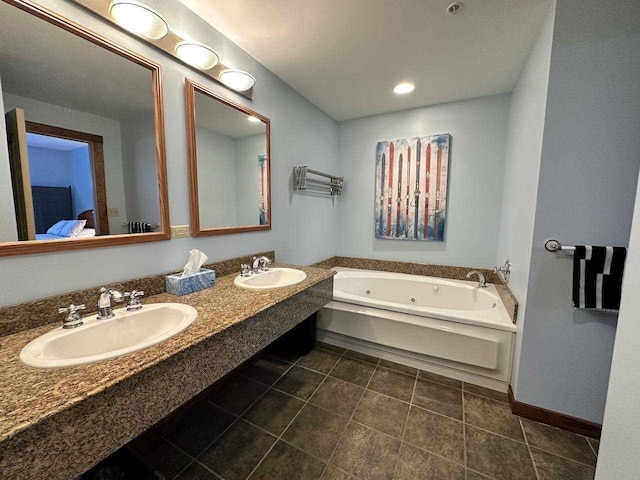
[332,267,515,332]
[0,251,275,337]
[313,256,518,323]
[0,264,334,480]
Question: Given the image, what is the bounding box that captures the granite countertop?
[0,264,334,444]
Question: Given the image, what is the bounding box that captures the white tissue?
[181,249,208,277]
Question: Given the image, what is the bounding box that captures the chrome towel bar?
[544,239,576,253]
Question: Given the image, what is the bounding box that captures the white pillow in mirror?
[47,220,87,238]
[76,228,96,238]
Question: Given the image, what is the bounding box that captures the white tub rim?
[330,266,516,332]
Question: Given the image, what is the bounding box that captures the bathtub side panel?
[318,302,513,383]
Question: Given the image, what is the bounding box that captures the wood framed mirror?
[185,79,271,236]
[0,0,170,257]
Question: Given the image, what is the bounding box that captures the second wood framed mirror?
[185,79,271,236]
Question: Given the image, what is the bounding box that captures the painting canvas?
[258,154,269,225]
[374,134,450,241]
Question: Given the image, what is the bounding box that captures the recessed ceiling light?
[393,82,415,95]
[248,116,261,123]
[447,2,463,14]
[219,69,256,92]
[175,41,219,70]
[110,1,169,40]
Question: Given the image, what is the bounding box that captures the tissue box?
[165,269,216,296]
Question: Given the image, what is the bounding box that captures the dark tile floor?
[126,343,599,480]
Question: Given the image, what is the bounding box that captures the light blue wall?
[496,1,555,394]
[336,94,510,267]
[195,127,239,228]
[28,145,94,218]
[0,0,339,306]
[516,0,640,423]
[120,112,160,225]
[69,146,93,217]
[28,146,72,188]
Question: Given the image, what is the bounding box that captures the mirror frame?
[0,0,170,257]
[185,78,272,237]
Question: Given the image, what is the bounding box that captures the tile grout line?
[274,373,415,408]
[515,418,599,469]
[161,348,513,480]
[586,438,598,459]
[462,382,468,478]
[211,366,547,476]
[519,417,541,480]
[524,444,599,469]
[391,368,418,480]
[320,355,381,479]
[245,347,348,480]
[223,384,468,472]
[171,357,300,480]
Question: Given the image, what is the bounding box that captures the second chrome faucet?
[97,287,145,319]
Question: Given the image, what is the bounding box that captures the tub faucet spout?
[466,270,487,288]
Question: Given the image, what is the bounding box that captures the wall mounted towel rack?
[544,239,576,253]
[293,166,343,196]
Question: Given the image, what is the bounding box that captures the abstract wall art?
[374,134,450,241]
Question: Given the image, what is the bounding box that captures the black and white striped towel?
[127,222,152,234]
[572,246,626,312]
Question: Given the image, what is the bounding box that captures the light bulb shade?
[110,1,169,40]
[393,82,415,94]
[219,69,256,92]
[175,41,219,70]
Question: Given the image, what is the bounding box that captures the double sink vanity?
[0,2,329,478]
[20,265,308,369]
[0,256,334,480]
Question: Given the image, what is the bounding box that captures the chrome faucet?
[240,263,252,277]
[252,256,271,274]
[97,287,124,319]
[124,290,145,311]
[58,303,86,329]
[466,270,487,288]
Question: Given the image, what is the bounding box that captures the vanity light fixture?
[393,82,415,95]
[247,115,261,123]
[219,69,256,92]
[74,0,256,99]
[175,41,219,70]
[109,0,169,40]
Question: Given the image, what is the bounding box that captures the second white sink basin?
[234,268,307,289]
[20,303,197,369]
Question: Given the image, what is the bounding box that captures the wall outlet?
[171,225,190,238]
[107,208,119,218]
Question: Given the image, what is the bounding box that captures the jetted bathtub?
[317,267,516,389]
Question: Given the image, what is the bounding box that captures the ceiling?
[180,0,552,121]
[195,91,267,138]
[27,133,88,151]
[0,2,153,121]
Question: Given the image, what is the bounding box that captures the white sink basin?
[234,268,307,289]
[20,303,197,369]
